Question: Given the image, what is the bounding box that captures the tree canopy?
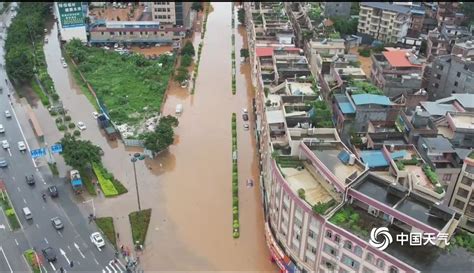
[332,17,358,37]
[191,2,203,12]
[5,2,50,82]
[142,115,179,154]
[237,8,245,25]
[60,134,102,171]
[181,41,195,56]
[240,48,249,59]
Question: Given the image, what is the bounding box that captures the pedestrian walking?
[117,232,120,239]
[70,260,74,268]
[59,267,64,273]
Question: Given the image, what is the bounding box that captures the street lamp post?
[131,153,145,211]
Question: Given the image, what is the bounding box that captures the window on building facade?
[110,32,115,35]
[343,241,353,250]
[130,32,133,35]
[457,188,470,199]
[443,174,452,181]
[325,230,332,239]
[362,267,375,273]
[389,266,399,273]
[365,252,374,263]
[461,177,473,186]
[101,32,104,35]
[376,259,385,269]
[454,81,458,87]
[323,243,337,256]
[335,235,341,243]
[354,246,363,257]
[308,230,315,239]
[341,255,360,270]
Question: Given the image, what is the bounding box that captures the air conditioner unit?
[368,206,379,217]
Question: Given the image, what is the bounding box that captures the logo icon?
[370,227,393,250]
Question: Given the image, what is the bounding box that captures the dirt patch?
[89,4,144,21]
[350,47,373,77]
[129,45,174,56]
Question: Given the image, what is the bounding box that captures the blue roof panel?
[339,102,356,114]
[391,150,407,159]
[352,94,392,106]
[360,150,389,168]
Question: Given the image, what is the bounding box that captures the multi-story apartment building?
[449,153,474,233]
[371,49,424,97]
[148,1,192,29]
[437,112,474,149]
[320,2,351,18]
[426,25,471,62]
[436,2,460,27]
[417,135,463,202]
[427,40,474,100]
[89,21,185,45]
[358,2,411,44]
[306,39,345,77]
[396,110,438,144]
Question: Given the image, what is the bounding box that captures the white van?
[23,207,32,220]
[175,104,183,115]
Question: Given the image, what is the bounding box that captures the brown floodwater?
[40,2,276,272]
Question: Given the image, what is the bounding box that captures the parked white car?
[90,232,105,249]
[0,124,4,133]
[2,140,9,149]
[18,141,26,152]
[77,121,87,131]
[92,112,99,119]
[4,110,11,118]
[62,62,67,68]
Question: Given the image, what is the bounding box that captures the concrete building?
[54,2,87,42]
[427,41,474,100]
[320,2,351,18]
[449,153,474,233]
[436,112,474,149]
[436,2,460,27]
[358,2,411,44]
[371,49,424,97]
[426,25,471,62]
[396,110,438,144]
[149,1,192,29]
[89,21,185,45]
[306,39,345,77]
[417,136,463,202]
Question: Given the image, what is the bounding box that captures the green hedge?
[0,191,21,230]
[95,163,128,195]
[80,170,97,196]
[30,79,50,106]
[129,209,152,246]
[231,113,239,238]
[93,163,119,197]
[23,249,41,273]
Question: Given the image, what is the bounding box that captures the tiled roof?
[255,47,301,57]
[382,51,422,68]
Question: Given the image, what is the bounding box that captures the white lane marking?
[41,177,45,182]
[35,224,39,229]
[94,258,99,265]
[73,243,85,259]
[67,245,72,251]
[14,239,18,246]
[77,260,80,265]
[22,198,26,204]
[117,259,125,269]
[43,181,46,185]
[7,148,11,157]
[0,225,4,229]
[109,261,118,273]
[42,264,49,273]
[57,230,63,237]
[49,261,56,271]
[8,99,36,168]
[114,260,125,273]
[59,248,70,264]
[16,187,20,192]
[97,246,102,252]
[102,270,107,273]
[0,246,13,273]
[105,265,112,273]
[44,237,49,244]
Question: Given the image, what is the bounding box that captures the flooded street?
[39,2,275,271]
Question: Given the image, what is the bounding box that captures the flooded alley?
[39,1,276,272]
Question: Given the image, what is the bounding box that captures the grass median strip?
[23,249,41,273]
[95,217,117,248]
[231,113,239,238]
[0,190,21,230]
[93,163,119,197]
[129,209,152,246]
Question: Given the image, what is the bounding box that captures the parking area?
[89,3,144,21]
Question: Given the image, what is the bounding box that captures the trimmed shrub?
[73,129,81,136]
[93,163,119,197]
[64,115,72,121]
[58,124,66,131]
[68,123,75,129]
[55,117,63,123]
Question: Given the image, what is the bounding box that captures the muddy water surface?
[42,2,276,271]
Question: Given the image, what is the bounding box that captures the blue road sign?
[30,148,46,159]
[50,143,63,154]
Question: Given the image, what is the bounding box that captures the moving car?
[242,108,248,114]
[4,110,11,118]
[25,175,35,185]
[51,217,64,230]
[0,157,7,168]
[92,112,99,119]
[18,141,26,152]
[42,247,57,262]
[48,186,59,197]
[243,124,249,130]
[62,62,67,68]
[242,113,249,121]
[0,124,4,133]
[90,232,105,249]
[77,121,87,131]
[2,140,9,149]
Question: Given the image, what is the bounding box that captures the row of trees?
[175,41,195,83]
[5,2,50,82]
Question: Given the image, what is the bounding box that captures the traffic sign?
[30,148,46,159]
[50,143,63,154]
